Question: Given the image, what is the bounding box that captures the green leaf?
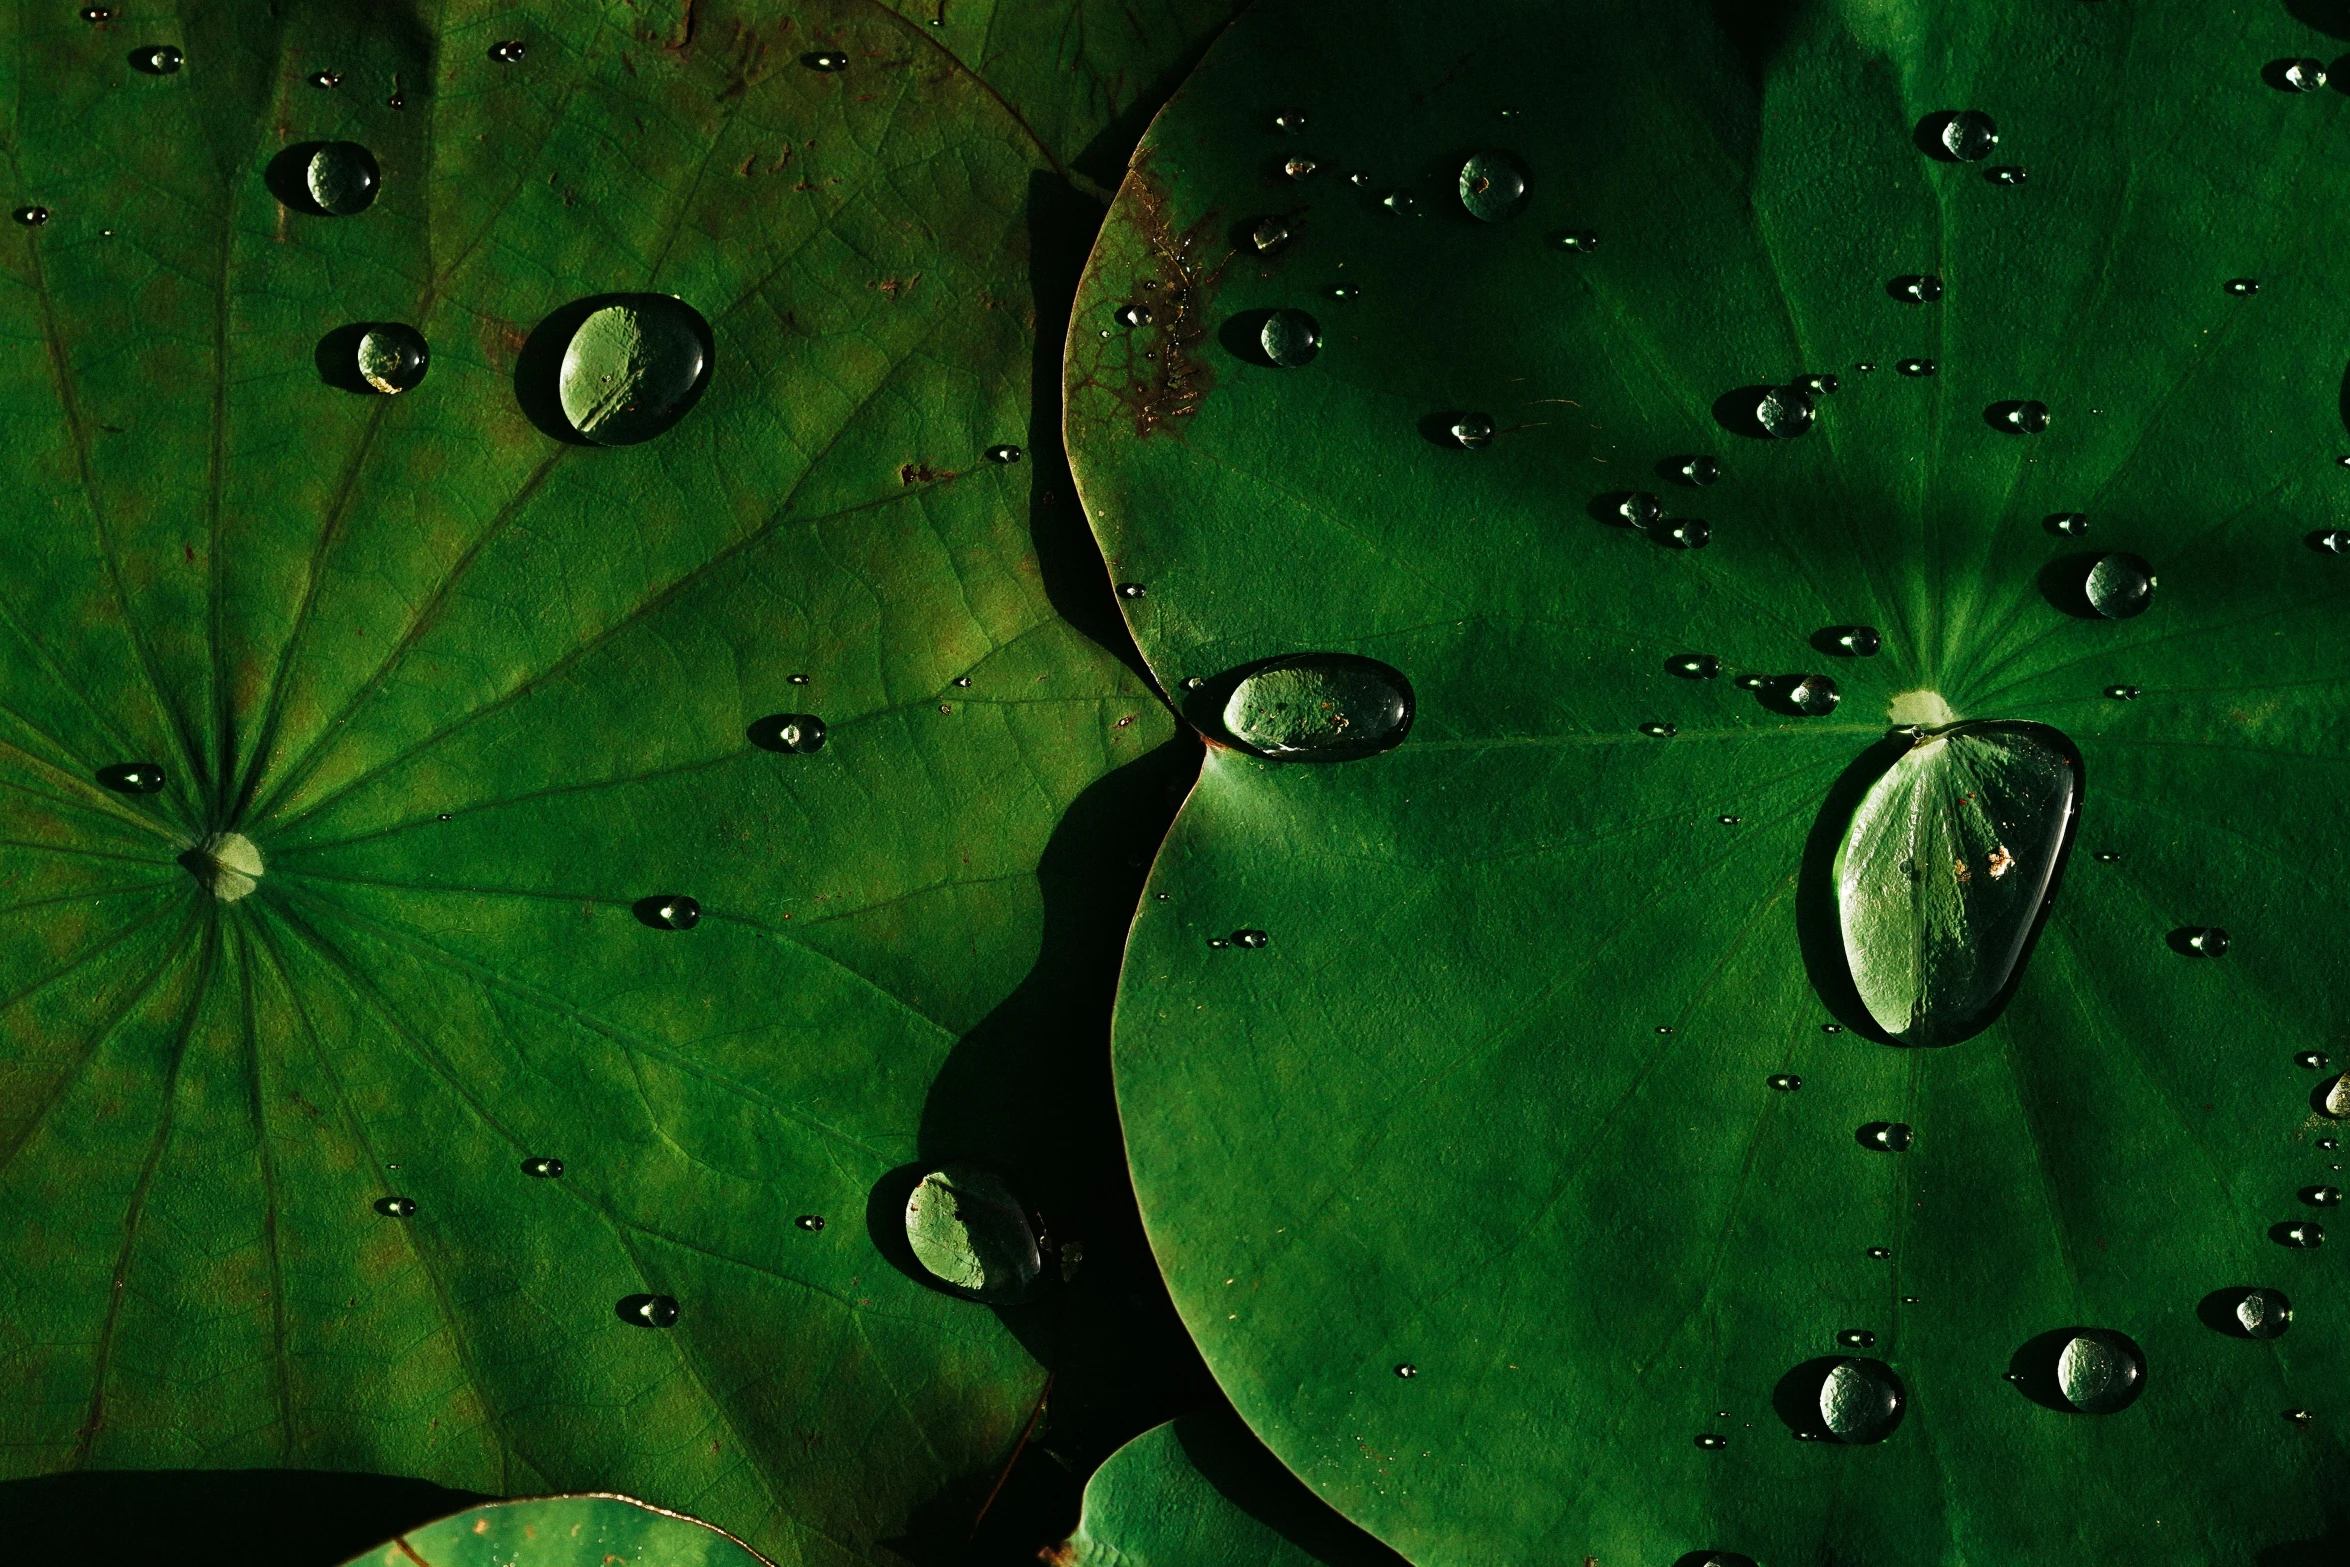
[1051,1414,1398,1567]
[0,0,1229,1558]
[1068,0,2350,1561]
[341,1493,767,1567]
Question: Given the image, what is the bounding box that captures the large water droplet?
[1755,385,1816,438]
[2285,57,2328,90]
[1819,1358,1907,1442]
[1779,674,1841,715]
[1222,653,1413,761]
[2299,1051,2331,1070]
[1667,653,1721,680]
[1261,309,1321,367]
[1656,518,1710,550]
[97,761,165,794]
[2085,554,2156,619]
[2319,1074,2350,1118]
[904,1165,1044,1302]
[305,142,380,215]
[1835,722,2082,1045]
[1457,150,1532,221]
[557,296,715,445]
[357,324,429,394]
[2306,1185,2344,1207]
[1938,110,1999,161]
[1449,412,1494,449]
[1618,492,1663,527]
[2056,1329,2146,1413]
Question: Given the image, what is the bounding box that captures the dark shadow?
[2335,55,2350,95]
[2339,358,2350,438]
[1710,0,1803,79]
[1066,17,1241,192]
[263,142,334,215]
[0,1470,490,1567]
[2272,1220,2327,1247]
[1772,1356,1848,1440]
[1218,307,1281,368]
[2006,1329,2081,1413]
[2037,552,2104,619]
[1712,385,1782,440]
[1913,111,1965,161]
[2287,0,2350,39]
[512,294,608,446]
[1171,1409,1411,1567]
[313,323,375,394]
[1795,732,1916,1042]
[2258,1517,2350,1566]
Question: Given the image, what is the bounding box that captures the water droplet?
[1902,1295,1921,1304]
[1998,400,2051,433]
[1657,518,1710,550]
[2056,1329,2146,1413]
[1284,156,1317,179]
[1668,653,1721,680]
[81,6,112,19]
[1897,358,1936,377]
[1207,937,1230,949]
[953,676,972,688]
[1394,1363,1418,1378]
[1818,1358,1906,1442]
[787,673,813,685]
[490,38,526,63]
[13,205,48,226]
[2093,850,2120,863]
[1261,309,1321,367]
[1837,1329,1877,1349]
[2307,1185,2345,1207]
[356,324,429,394]
[1836,721,2082,1045]
[2082,553,2157,618]
[1233,929,1269,948]
[1822,1022,1844,1033]
[1986,165,2028,185]
[747,713,827,754]
[2298,1051,2331,1070]
[387,93,404,109]
[1695,1433,1728,1449]
[1938,110,1999,161]
[1639,722,1678,739]
[1328,284,1361,300]
[2182,926,2228,956]
[96,761,165,794]
[1618,492,1663,527]
[1893,274,1944,303]
[1768,1073,1801,1091]
[1457,150,1532,221]
[796,1213,826,1231]
[298,141,380,216]
[2233,1288,2294,1338]
[905,1165,1044,1302]
[1718,814,1741,825]
[1272,110,1308,132]
[1222,653,1413,761]
[556,295,715,444]
[1856,361,1878,373]
[1250,216,1291,254]
[1829,625,1881,657]
[807,50,849,70]
[1381,190,1416,215]
[2105,684,2140,700]
[985,443,1022,463]
[1182,677,1205,690]
[1553,229,1600,251]
[138,44,182,72]
[622,1293,681,1327]
[1784,674,1841,715]
[2281,1220,2326,1248]
[2285,57,2328,91]
[310,69,344,89]
[1449,412,1494,449]
[639,895,699,931]
[1804,373,1840,396]
[522,1156,563,1178]
[1861,1122,1915,1152]
[1867,1246,1893,1259]
[1679,455,1720,485]
[1755,385,1816,438]
[1115,303,1152,328]
[1118,582,1148,599]
[1348,171,1372,187]
[2038,512,2089,539]
[2226,276,2261,296]
[2285,1408,2315,1426]
[375,1196,416,1218]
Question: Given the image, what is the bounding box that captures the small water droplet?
[1986,165,2028,185]
[1639,721,1678,739]
[2325,1136,2343,1150]
[1283,156,1317,179]
[490,38,526,63]
[1818,1358,1907,1442]
[1897,358,1937,377]
[1394,1363,1417,1378]
[2297,1052,2332,1072]
[1755,385,1816,438]
[2285,1408,2315,1426]
[1856,361,1877,373]
[522,1156,563,1178]
[1380,191,1416,216]
[1830,625,1881,657]
[1118,582,1147,599]
[1769,1073,1802,1091]
[1457,150,1532,221]
[302,142,381,215]
[13,205,49,226]
[2085,553,2156,619]
[1695,1433,1728,1449]
[2056,1329,2146,1413]
[1677,455,1720,485]
[1261,309,1321,367]
[807,50,850,71]
[1938,110,1999,161]
[1893,274,1944,303]
[906,1165,1044,1301]
[1348,171,1372,187]
[953,676,972,689]
[796,1214,826,1231]
[81,6,113,19]
[641,895,700,931]
[623,1293,681,1327]
[1553,229,1600,251]
[1250,216,1291,253]
[2105,684,2141,700]
[1667,653,1721,680]
[1862,1122,1915,1152]
[1449,412,1494,449]
[1328,284,1361,300]
[1115,303,1152,328]
[2181,926,2228,956]
[2285,57,2328,91]
[356,324,429,394]
[1272,110,1308,132]
[787,673,812,685]
[375,1196,416,1218]
[387,92,404,110]
[1804,373,1840,395]
[1902,1295,1921,1304]
[1618,492,1663,527]
[1718,814,1741,825]
[1999,400,2052,433]
[985,443,1023,463]
[747,714,827,754]
[1182,676,1205,690]
[2280,1221,2325,1248]
[1822,1022,1844,1033]
[310,69,344,89]
[1233,929,1269,948]
[96,761,165,794]
[2307,1185,2344,1207]
[139,44,183,73]
[1867,1246,1892,1258]
[556,295,714,444]
[1222,653,1414,761]
[1837,1329,1877,1349]
[2093,850,2120,863]
[2226,276,2261,296]
[2048,512,2090,535]
[1785,673,1841,715]
[1657,518,1710,549]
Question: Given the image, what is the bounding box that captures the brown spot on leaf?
[1101,164,1224,437]
[869,274,920,300]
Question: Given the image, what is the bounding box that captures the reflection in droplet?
[305,142,379,214]
[1804,373,1840,396]
[747,714,827,754]
[1939,110,1999,161]
[1897,358,1936,377]
[1458,150,1532,221]
[1261,309,1321,367]
[522,1156,563,1178]
[1233,929,1269,948]
[490,38,526,62]
[375,1196,417,1218]
[1250,216,1290,253]
[1819,1358,1907,1442]
[1998,401,2051,434]
[2236,1288,2293,1338]
[557,295,715,445]
[1223,653,1413,761]
[2085,554,2156,619]
[1786,674,1840,715]
[356,324,429,393]
[906,1165,1043,1301]
[1755,385,1815,438]
[2056,1329,2146,1414]
[1835,722,2082,1045]
[2285,58,2328,91]
[1450,413,1494,449]
[1667,654,1721,680]
[97,761,166,794]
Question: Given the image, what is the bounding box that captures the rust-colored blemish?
[1099,165,1224,438]
[869,274,920,300]
[899,461,945,485]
